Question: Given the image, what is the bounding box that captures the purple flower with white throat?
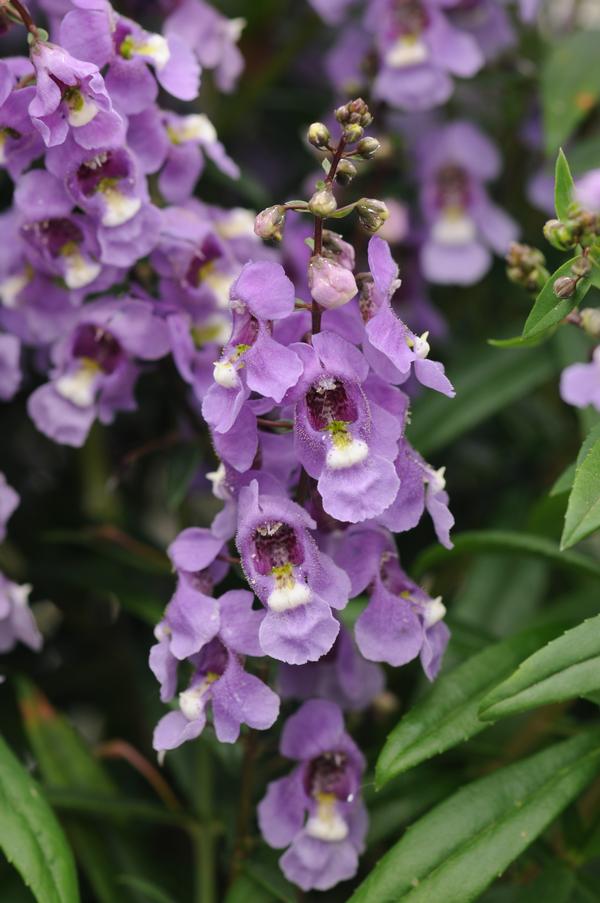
[27,298,169,447]
[0,575,42,656]
[560,347,600,412]
[0,473,19,542]
[360,235,454,395]
[236,481,348,665]
[0,76,44,179]
[28,39,123,149]
[202,260,303,435]
[347,537,449,679]
[417,121,518,284]
[258,700,367,892]
[284,332,401,523]
[14,170,105,291]
[379,438,454,549]
[366,0,483,111]
[59,0,200,115]
[151,589,279,751]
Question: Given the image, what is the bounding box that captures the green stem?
[193,741,216,903]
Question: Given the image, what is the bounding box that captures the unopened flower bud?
[580,307,600,338]
[543,218,575,251]
[307,122,331,149]
[308,255,358,309]
[571,255,592,277]
[343,123,363,143]
[335,97,372,127]
[356,198,389,234]
[309,187,337,217]
[356,136,380,159]
[335,159,357,185]
[322,230,355,270]
[505,242,549,293]
[553,275,578,299]
[254,205,286,241]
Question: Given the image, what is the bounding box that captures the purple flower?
[448,0,515,62]
[28,40,123,149]
[0,575,42,655]
[361,235,454,395]
[202,260,303,435]
[560,347,600,412]
[417,121,518,284]
[278,624,385,711]
[0,333,21,401]
[151,589,279,750]
[0,78,44,179]
[236,480,348,664]
[14,170,107,291]
[258,700,367,892]
[379,438,455,549]
[343,537,449,679]
[0,473,19,542]
[27,298,169,446]
[365,0,484,111]
[306,0,355,24]
[165,0,245,93]
[60,0,200,115]
[284,331,401,523]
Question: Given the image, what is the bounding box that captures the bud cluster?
[543,209,600,251]
[506,242,549,294]
[553,253,591,300]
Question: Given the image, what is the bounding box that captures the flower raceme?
[0,9,454,888]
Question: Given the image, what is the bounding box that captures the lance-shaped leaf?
[0,734,79,903]
[561,435,600,549]
[542,30,600,154]
[349,730,600,903]
[554,149,576,221]
[376,623,563,788]
[479,615,600,720]
[522,259,592,340]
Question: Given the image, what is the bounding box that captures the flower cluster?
[0,1,454,892]
[148,99,454,891]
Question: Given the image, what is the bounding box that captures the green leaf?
[522,259,592,340]
[550,424,600,498]
[408,344,557,455]
[349,730,600,903]
[480,614,600,720]
[542,30,600,154]
[0,734,79,903]
[116,875,177,903]
[562,435,600,548]
[376,623,563,787]
[414,529,600,581]
[166,442,202,510]
[550,462,576,497]
[555,149,576,221]
[488,330,556,349]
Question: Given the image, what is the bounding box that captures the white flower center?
[326,437,369,470]
[267,579,311,613]
[101,189,141,228]
[213,359,239,389]
[226,17,246,42]
[0,271,29,308]
[179,675,215,721]
[423,596,447,628]
[55,360,100,408]
[206,462,229,500]
[305,794,349,842]
[62,247,101,290]
[136,33,171,69]
[412,331,430,360]
[217,208,257,240]
[173,114,217,145]
[66,91,99,128]
[204,270,235,309]
[386,35,428,68]
[427,465,446,494]
[8,582,32,608]
[432,210,476,245]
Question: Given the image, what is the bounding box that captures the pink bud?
[308,255,358,309]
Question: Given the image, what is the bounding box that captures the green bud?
[335,159,357,185]
[356,136,380,159]
[570,255,592,277]
[356,198,389,233]
[309,187,338,217]
[343,123,364,143]
[543,218,575,251]
[307,122,331,149]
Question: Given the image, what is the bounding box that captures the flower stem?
[311,134,347,336]
[5,0,39,38]
[193,740,216,903]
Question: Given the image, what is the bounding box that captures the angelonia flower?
[560,346,600,413]
[0,5,454,884]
